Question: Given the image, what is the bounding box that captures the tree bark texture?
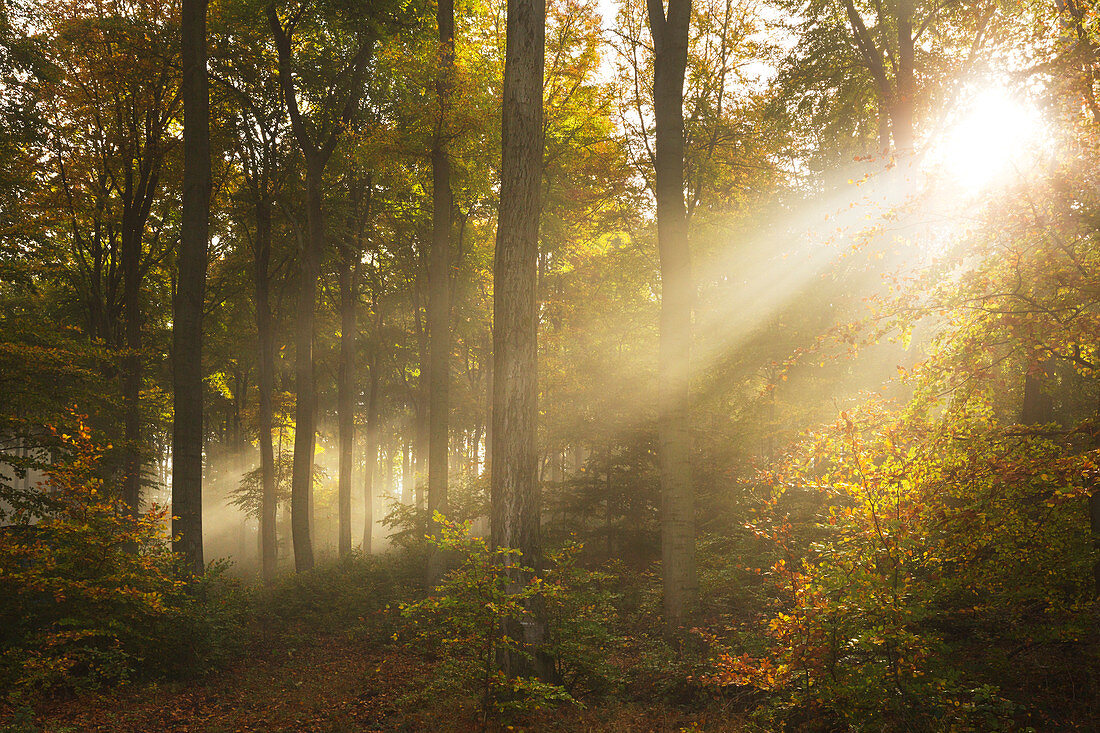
[363,355,380,551]
[253,198,278,583]
[491,0,547,677]
[338,251,358,558]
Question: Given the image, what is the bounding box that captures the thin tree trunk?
[491,0,547,678]
[427,0,456,585]
[268,4,374,572]
[415,395,428,513]
[382,439,394,499]
[253,199,277,583]
[402,437,413,504]
[338,252,359,557]
[363,354,380,551]
[647,0,698,627]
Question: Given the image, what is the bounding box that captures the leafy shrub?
[541,541,623,696]
[0,418,251,697]
[400,515,619,723]
[256,550,419,639]
[709,397,1099,730]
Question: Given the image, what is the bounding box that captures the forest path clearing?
[22,625,748,733]
[31,630,426,732]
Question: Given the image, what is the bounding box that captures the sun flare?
[933,86,1045,192]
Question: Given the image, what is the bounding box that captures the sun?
[932,86,1045,192]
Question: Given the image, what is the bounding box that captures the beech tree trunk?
[491,0,547,677]
[171,0,210,575]
[427,0,455,585]
[289,165,323,571]
[337,251,359,558]
[122,223,142,517]
[402,437,412,504]
[893,0,916,152]
[647,0,698,627]
[253,198,277,583]
[269,7,374,571]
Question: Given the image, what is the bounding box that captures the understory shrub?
[0,418,250,697]
[400,515,620,724]
[708,397,1099,731]
[256,550,420,639]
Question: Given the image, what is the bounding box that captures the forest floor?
[13,618,750,733]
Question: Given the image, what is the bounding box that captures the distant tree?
[426,0,456,584]
[267,0,376,571]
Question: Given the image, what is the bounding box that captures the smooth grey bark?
[363,351,380,551]
[491,0,547,677]
[119,127,163,520]
[647,0,698,627]
[171,0,210,575]
[414,277,429,517]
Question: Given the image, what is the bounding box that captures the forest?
[1,0,1099,728]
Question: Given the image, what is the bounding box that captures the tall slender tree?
[173,0,211,575]
[646,0,697,626]
[426,0,455,584]
[268,1,374,571]
[491,0,547,674]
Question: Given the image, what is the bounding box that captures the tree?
[35,0,180,514]
[427,0,455,583]
[646,0,697,626]
[491,0,547,674]
[267,0,376,571]
[172,0,211,576]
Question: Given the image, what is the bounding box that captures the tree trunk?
[415,394,428,513]
[1090,489,1100,596]
[647,0,698,628]
[363,354,380,551]
[172,0,210,577]
[1021,367,1054,425]
[338,252,358,558]
[290,163,323,572]
[491,0,547,678]
[402,437,413,504]
[893,0,916,152]
[427,0,456,585]
[122,221,143,518]
[253,199,278,583]
[268,4,374,572]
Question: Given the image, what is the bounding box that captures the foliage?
[0,417,250,697]
[228,454,327,520]
[380,472,488,551]
[400,515,623,722]
[709,397,1099,730]
[256,550,420,638]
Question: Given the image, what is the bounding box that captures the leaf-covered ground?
[14,622,748,732]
